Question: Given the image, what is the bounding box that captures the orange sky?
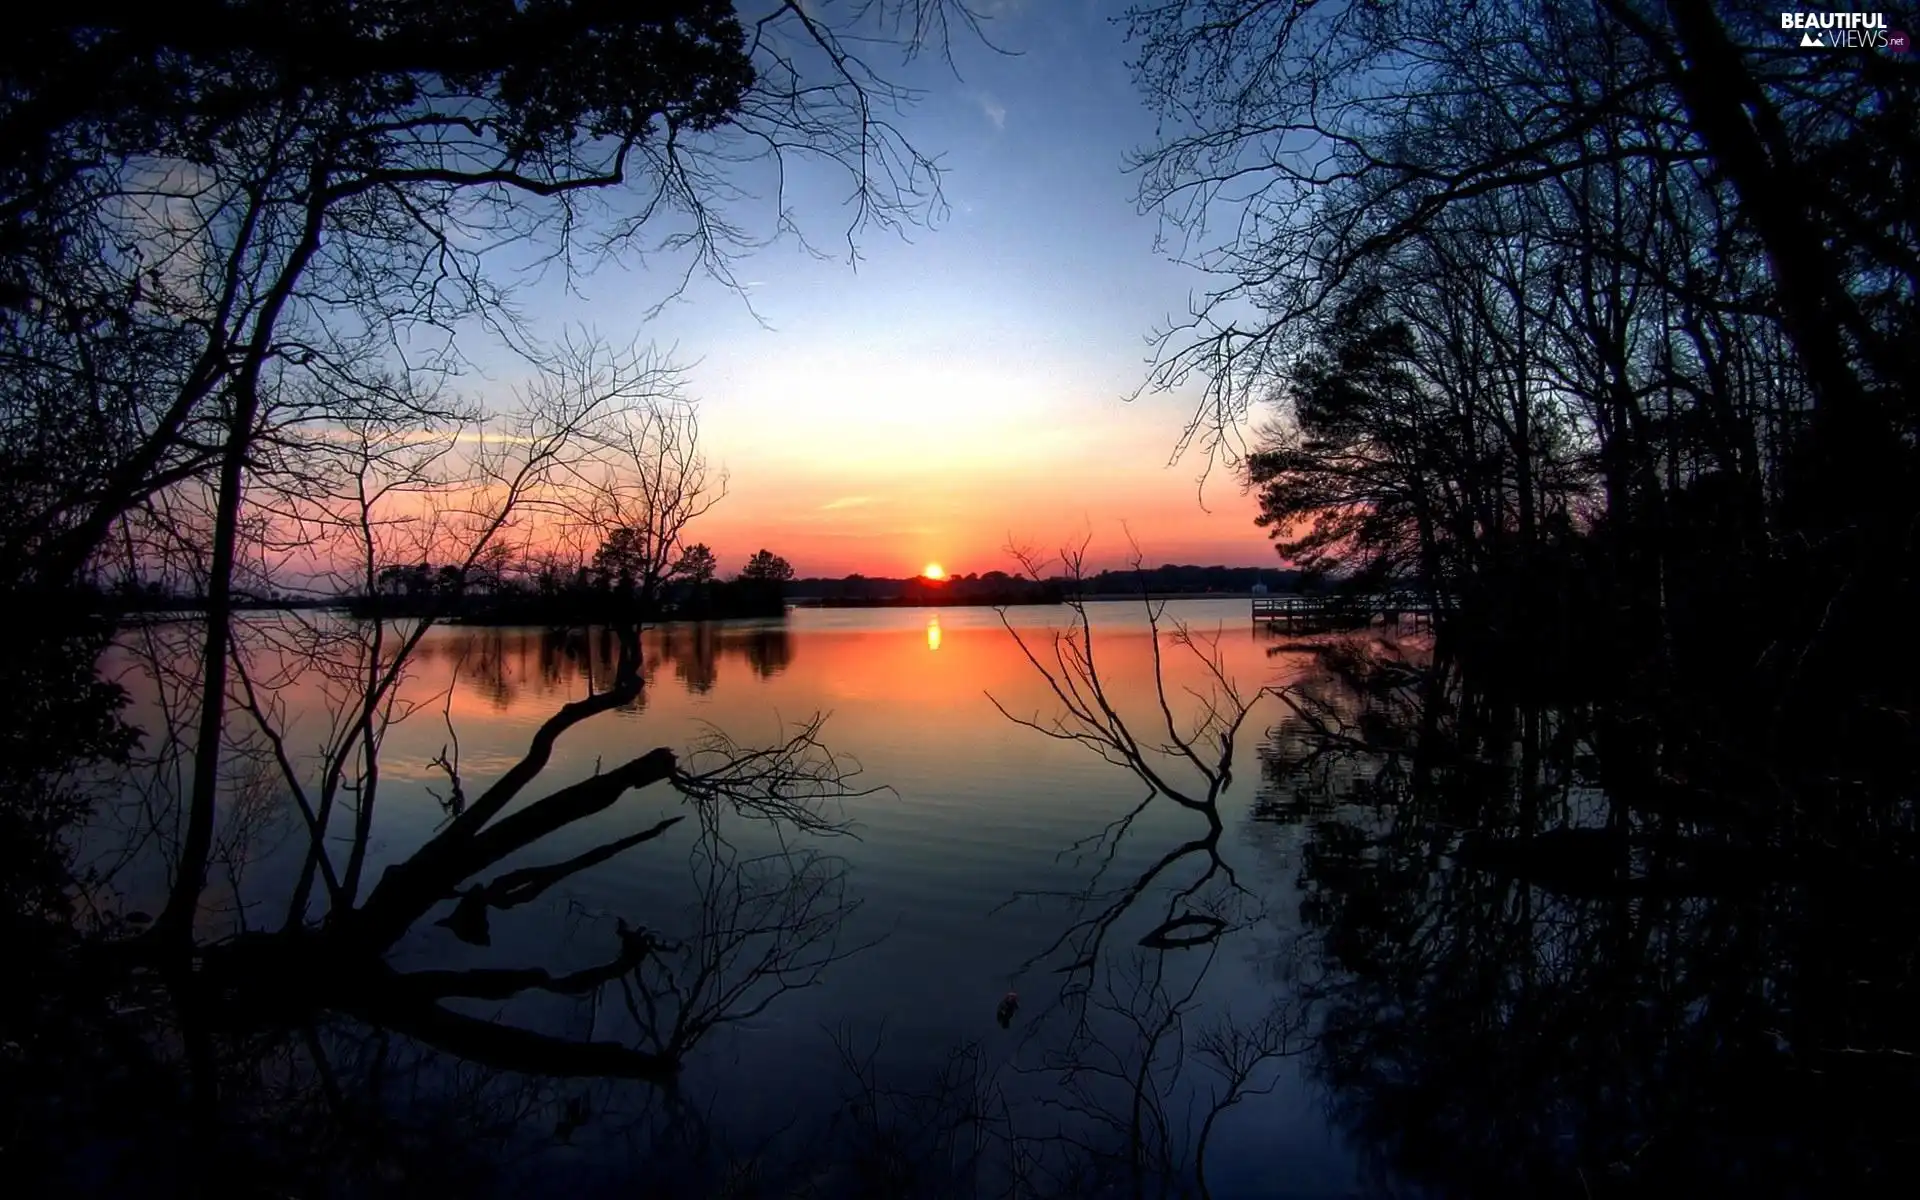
[665,345,1276,578]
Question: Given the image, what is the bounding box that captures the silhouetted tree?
[1128,0,1918,726]
[1246,289,1453,595]
[592,528,650,600]
[2,0,983,587]
[0,618,136,922]
[673,542,718,585]
[740,549,795,583]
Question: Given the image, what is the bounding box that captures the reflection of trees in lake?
[881,548,1310,1195]
[739,627,796,680]
[9,607,863,1197]
[1256,639,1920,1195]
[409,623,796,710]
[38,600,1908,1196]
[921,601,1920,1196]
[18,584,1303,1197]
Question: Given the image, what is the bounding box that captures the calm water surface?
[112,599,1385,1196]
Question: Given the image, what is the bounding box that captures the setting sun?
[922,562,946,580]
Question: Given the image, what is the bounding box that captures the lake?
[91,595,1915,1197]
[103,597,1377,1195]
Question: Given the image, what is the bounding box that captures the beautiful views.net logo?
[1780,10,1907,50]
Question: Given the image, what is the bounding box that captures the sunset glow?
[672,350,1270,577]
[922,563,946,580]
[519,3,1282,582]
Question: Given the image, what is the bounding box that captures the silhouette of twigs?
[987,541,1277,994]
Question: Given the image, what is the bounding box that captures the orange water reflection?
[395,603,1313,729]
[350,601,1332,813]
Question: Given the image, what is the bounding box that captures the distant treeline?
[342,577,787,624]
[788,564,1304,603]
[1067,564,1306,595]
[456,578,787,624]
[788,571,1056,606]
[73,563,1311,619]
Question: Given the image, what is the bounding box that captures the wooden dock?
[1252,592,1444,630]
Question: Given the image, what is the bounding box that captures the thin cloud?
[974,92,1007,131]
[820,495,875,510]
